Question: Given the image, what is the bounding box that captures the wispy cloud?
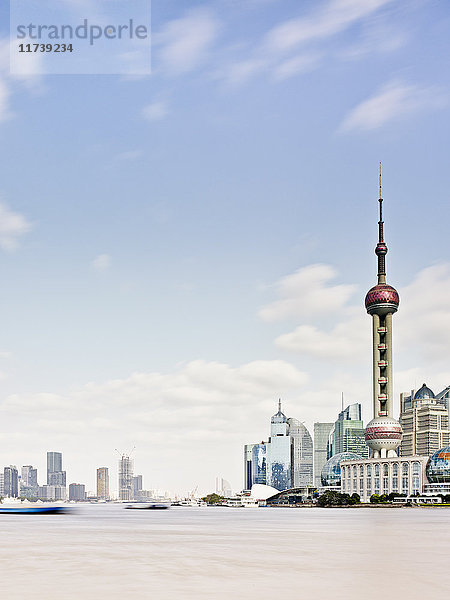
[0,202,32,251]
[156,8,219,75]
[264,0,394,52]
[339,81,447,132]
[91,253,111,272]
[259,264,357,321]
[142,101,169,122]
[218,0,395,86]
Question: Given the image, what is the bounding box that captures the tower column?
[371,314,380,417]
[385,312,394,417]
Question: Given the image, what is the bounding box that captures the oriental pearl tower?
[364,167,403,458]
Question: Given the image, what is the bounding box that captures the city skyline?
[1,1,450,493]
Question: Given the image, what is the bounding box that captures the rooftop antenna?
[278,398,282,412]
[341,392,344,412]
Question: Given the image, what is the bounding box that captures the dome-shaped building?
[414,383,435,401]
[426,447,450,483]
[321,452,363,487]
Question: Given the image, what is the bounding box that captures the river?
[0,504,448,599]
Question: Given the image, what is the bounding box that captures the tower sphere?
[365,284,399,315]
[364,416,402,453]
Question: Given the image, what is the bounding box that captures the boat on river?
[0,505,67,514]
[125,502,170,510]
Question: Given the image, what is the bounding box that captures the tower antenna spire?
[278,398,282,412]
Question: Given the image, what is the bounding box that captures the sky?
[0,0,450,496]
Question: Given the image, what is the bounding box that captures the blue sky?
[1,0,450,495]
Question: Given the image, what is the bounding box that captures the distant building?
[266,401,292,491]
[215,477,232,498]
[97,467,109,501]
[69,483,86,501]
[331,403,369,458]
[245,401,314,492]
[21,465,38,487]
[251,443,267,486]
[133,475,143,499]
[243,444,255,490]
[38,485,67,501]
[4,466,19,497]
[0,473,4,496]
[47,452,66,487]
[288,418,313,488]
[400,384,450,457]
[314,422,334,488]
[118,455,133,501]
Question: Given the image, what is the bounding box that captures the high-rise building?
[4,466,19,497]
[314,422,334,488]
[400,384,450,456]
[243,444,256,490]
[332,403,369,458]
[97,467,109,501]
[47,452,66,487]
[0,473,4,496]
[133,475,143,499]
[288,418,313,487]
[118,455,133,501]
[69,483,86,501]
[21,465,38,488]
[47,452,62,477]
[266,401,292,491]
[251,443,267,485]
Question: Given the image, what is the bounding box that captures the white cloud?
[0,202,32,250]
[91,253,111,271]
[272,53,321,81]
[156,8,219,74]
[275,310,367,360]
[264,0,394,53]
[142,101,169,122]
[339,81,447,132]
[259,264,357,321]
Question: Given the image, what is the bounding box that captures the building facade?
[288,418,313,488]
[266,402,292,491]
[400,384,450,457]
[97,467,109,501]
[47,452,66,488]
[251,443,267,485]
[243,444,255,490]
[331,403,369,458]
[118,455,133,501]
[341,456,428,502]
[314,422,334,488]
[4,466,19,497]
[69,483,86,501]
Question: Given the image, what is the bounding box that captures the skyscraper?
[251,443,267,485]
[332,403,368,457]
[118,455,133,501]
[4,466,19,497]
[21,465,38,488]
[133,475,143,499]
[314,422,334,488]
[47,452,66,486]
[363,169,402,458]
[288,418,313,487]
[400,384,450,456]
[69,483,86,501]
[266,401,292,491]
[243,444,256,490]
[97,467,109,501]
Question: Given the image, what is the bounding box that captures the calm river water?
[1,504,449,599]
